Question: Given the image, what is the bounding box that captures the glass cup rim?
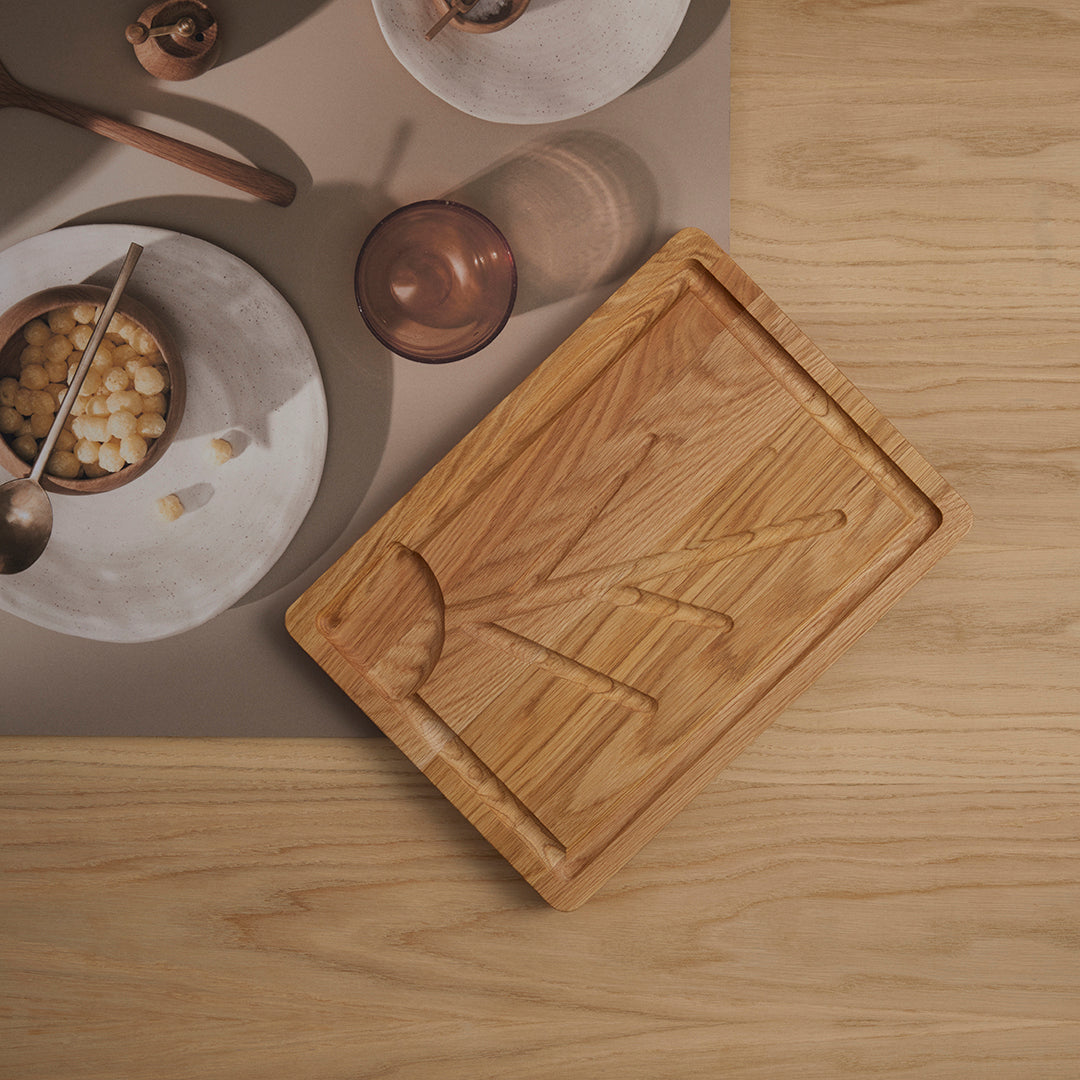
[353,199,517,364]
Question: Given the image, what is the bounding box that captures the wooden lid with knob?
[127,1,219,81]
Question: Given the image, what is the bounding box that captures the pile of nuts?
[0,303,171,479]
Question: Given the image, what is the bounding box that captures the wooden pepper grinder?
[126,1,220,81]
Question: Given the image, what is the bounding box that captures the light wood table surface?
[3,2,1078,1078]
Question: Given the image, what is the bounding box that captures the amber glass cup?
[354,200,517,363]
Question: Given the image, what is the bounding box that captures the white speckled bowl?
[372,0,691,124]
[0,224,327,643]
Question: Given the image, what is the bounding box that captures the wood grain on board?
[3,2,1078,1076]
[287,230,972,908]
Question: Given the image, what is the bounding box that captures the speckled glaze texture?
[0,225,327,642]
[371,0,691,124]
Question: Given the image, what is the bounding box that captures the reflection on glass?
[354,200,517,364]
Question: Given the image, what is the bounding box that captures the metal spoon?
[0,243,142,575]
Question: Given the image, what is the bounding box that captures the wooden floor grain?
[3,1,1079,1076]
[3,739,1078,1079]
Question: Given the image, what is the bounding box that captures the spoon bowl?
[0,244,142,575]
[0,478,52,575]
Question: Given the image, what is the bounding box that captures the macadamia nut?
[22,319,50,346]
[97,439,125,473]
[46,449,80,478]
[44,357,68,383]
[137,412,166,439]
[133,330,158,356]
[133,366,165,395]
[28,390,54,415]
[12,434,38,461]
[43,335,73,363]
[47,307,76,335]
[69,323,93,350]
[155,493,184,522]
[103,366,130,393]
[19,363,48,390]
[106,390,142,415]
[119,434,148,463]
[90,344,114,372]
[78,370,102,398]
[29,411,53,439]
[107,409,138,439]
[74,437,99,464]
[207,437,233,466]
[113,343,138,367]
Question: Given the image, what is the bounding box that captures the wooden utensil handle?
[21,86,295,207]
[425,0,480,40]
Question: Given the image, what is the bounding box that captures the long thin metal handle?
[30,243,143,483]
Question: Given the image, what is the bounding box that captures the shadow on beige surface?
[642,0,730,84]
[66,180,395,608]
[0,0,329,233]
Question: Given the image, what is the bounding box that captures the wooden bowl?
[0,285,185,495]
[433,0,530,34]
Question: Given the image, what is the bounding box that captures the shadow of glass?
[443,130,660,315]
[64,180,397,606]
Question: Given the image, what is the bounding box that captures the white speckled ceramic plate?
[0,225,327,642]
[371,0,691,124]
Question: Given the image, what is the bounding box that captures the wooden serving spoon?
[0,57,295,206]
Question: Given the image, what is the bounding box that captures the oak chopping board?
[286,229,973,910]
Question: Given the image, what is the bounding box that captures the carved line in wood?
[461,621,659,715]
[447,508,847,621]
[684,260,940,526]
[406,272,683,556]
[409,255,936,559]
[395,693,568,872]
[317,508,848,881]
[313,247,947,889]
